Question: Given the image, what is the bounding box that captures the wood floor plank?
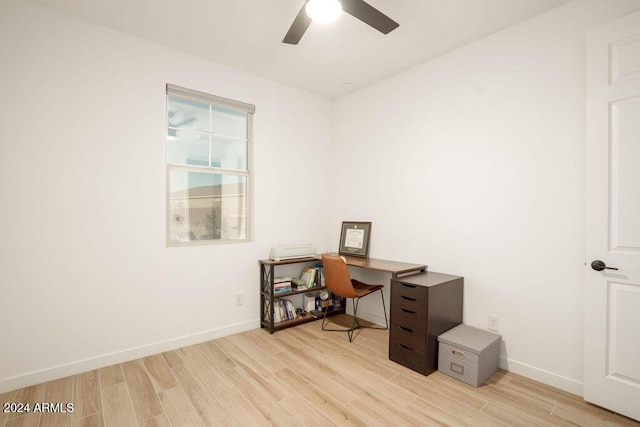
[319,351,416,406]
[71,412,104,427]
[170,364,233,426]
[73,370,101,419]
[278,350,359,404]
[445,374,564,422]
[141,355,177,393]
[190,336,291,404]
[481,400,574,427]
[407,396,473,426]
[215,387,269,426]
[319,345,398,381]
[158,387,203,427]
[273,338,342,377]
[39,376,74,427]
[223,365,300,427]
[371,353,449,386]
[283,323,330,347]
[484,380,556,414]
[344,396,424,427]
[276,367,368,426]
[434,378,490,411]
[160,350,187,369]
[97,365,124,388]
[179,346,234,396]
[279,395,337,427]
[333,372,430,427]
[101,382,138,427]
[199,340,237,371]
[121,360,164,422]
[225,333,287,373]
[138,413,170,427]
[214,335,280,376]
[552,405,612,427]
[390,374,503,426]
[5,383,46,421]
[0,391,17,426]
[5,413,40,427]
[242,328,288,355]
[317,327,383,362]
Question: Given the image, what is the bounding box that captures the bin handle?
[451,349,465,359]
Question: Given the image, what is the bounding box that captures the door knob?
[591,260,618,271]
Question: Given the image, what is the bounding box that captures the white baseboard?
[0,319,259,394]
[347,309,388,327]
[498,356,583,396]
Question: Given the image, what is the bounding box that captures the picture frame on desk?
[338,221,371,258]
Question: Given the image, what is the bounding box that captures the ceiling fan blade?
[341,0,399,34]
[283,3,313,45]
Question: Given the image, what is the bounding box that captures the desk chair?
[321,254,388,342]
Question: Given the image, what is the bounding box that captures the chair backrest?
[322,254,358,298]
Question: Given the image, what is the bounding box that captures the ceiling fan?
[283,0,399,45]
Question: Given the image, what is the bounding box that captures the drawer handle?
[400,296,417,301]
[400,344,413,351]
[401,308,416,314]
[400,326,414,333]
[401,283,417,288]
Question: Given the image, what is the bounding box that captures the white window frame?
[166,84,255,246]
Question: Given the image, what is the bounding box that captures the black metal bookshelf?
[259,257,345,333]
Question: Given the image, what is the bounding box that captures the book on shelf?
[274,276,292,294]
[274,283,292,294]
[273,298,297,323]
[291,278,307,290]
[315,262,326,287]
[300,268,317,288]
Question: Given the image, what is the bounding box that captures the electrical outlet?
[235,294,244,306]
[488,315,499,332]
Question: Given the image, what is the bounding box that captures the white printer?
[269,244,316,261]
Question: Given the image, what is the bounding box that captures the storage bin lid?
[438,324,501,355]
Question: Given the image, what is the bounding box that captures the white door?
[585,11,640,421]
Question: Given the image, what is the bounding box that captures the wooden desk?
[340,255,426,278]
[258,255,426,278]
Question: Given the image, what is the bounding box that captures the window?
[166,84,254,245]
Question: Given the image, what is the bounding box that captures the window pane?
[167,131,209,167]
[169,170,247,242]
[211,135,247,171]
[168,96,209,133]
[219,175,247,240]
[213,106,247,139]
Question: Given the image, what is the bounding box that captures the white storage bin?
[438,324,501,387]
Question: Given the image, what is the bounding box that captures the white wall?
[0,0,333,392]
[332,0,640,394]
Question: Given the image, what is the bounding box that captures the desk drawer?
[391,292,426,314]
[391,306,427,333]
[389,342,427,374]
[391,281,427,301]
[390,324,426,353]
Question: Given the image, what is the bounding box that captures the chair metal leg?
[353,289,388,331]
[321,300,359,340]
[321,289,388,342]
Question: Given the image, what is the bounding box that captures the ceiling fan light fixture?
[305,0,342,23]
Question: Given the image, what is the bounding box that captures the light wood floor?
[1,315,638,427]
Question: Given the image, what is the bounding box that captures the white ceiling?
[30,0,572,99]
